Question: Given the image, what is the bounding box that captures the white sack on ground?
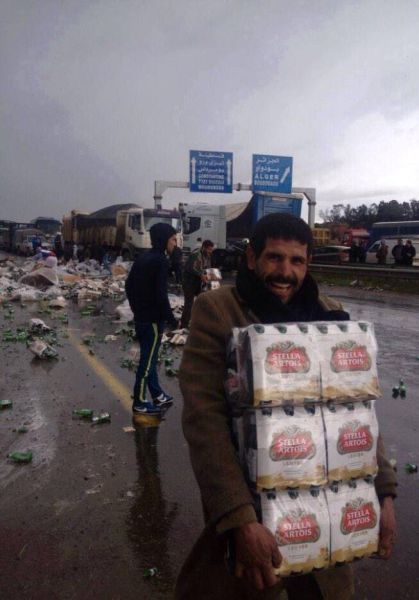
[115,299,134,322]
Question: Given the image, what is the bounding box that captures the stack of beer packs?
[203,268,222,291]
[226,321,381,577]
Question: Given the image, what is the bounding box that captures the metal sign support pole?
[154,181,316,225]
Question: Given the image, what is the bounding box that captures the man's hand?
[378,496,396,559]
[234,522,281,590]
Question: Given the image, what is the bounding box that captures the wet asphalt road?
[0,285,418,599]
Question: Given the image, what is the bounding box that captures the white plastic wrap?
[327,478,380,565]
[245,405,327,490]
[316,321,381,402]
[323,401,378,482]
[261,489,330,576]
[234,323,321,406]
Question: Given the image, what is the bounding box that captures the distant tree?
[409,199,419,220]
[320,199,419,228]
[319,204,345,224]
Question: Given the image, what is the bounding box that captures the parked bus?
[371,221,419,242]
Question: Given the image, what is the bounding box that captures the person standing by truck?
[402,239,416,266]
[180,240,214,329]
[391,239,404,266]
[125,223,178,414]
[376,239,388,265]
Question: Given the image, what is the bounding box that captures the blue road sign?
[252,154,293,194]
[190,150,233,193]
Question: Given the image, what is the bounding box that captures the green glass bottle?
[8,451,33,463]
[91,412,111,425]
[0,399,12,409]
[399,379,407,398]
[143,567,158,578]
[405,463,417,473]
[73,408,94,419]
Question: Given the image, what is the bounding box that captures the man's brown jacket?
[177,285,397,600]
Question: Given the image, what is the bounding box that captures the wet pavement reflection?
[127,417,178,595]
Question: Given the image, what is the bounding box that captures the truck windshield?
[144,217,181,233]
[129,215,143,231]
[184,216,201,234]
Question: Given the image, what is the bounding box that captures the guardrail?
[310,263,419,281]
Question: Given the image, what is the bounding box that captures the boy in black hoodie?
[125,222,178,414]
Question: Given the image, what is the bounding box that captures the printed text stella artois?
[340,500,377,534]
[270,427,316,461]
[337,420,373,454]
[265,342,310,374]
[276,511,320,545]
[331,341,372,373]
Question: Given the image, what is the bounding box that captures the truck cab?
[179,203,226,254]
[119,207,183,258]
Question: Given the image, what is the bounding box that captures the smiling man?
[177,213,397,600]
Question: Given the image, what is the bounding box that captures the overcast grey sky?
[1,0,419,223]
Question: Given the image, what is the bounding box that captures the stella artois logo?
[337,420,373,454]
[269,426,316,461]
[340,499,377,534]
[275,508,320,546]
[330,341,372,373]
[265,341,310,374]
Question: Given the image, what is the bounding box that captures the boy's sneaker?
[153,393,173,406]
[132,401,161,414]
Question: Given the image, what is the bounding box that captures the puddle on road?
[0,389,58,490]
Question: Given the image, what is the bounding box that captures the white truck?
[179,194,303,270]
[62,203,183,259]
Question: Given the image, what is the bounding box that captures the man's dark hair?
[249,213,314,258]
[202,240,215,249]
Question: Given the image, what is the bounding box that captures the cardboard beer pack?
[259,489,330,576]
[244,405,327,490]
[231,321,380,406]
[316,321,381,402]
[204,267,222,281]
[323,401,379,482]
[234,323,321,406]
[327,478,380,565]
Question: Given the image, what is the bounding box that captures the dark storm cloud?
[1,1,419,222]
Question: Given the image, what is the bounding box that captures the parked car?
[311,245,350,265]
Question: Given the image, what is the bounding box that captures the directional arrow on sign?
[190,157,197,184]
[280,166,291,184]
[226,159,232,185]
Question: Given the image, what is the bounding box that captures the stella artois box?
[260,489,330,576]
[327,479,380,565]
[324,401,379,482]
[235,323,321,406]
[204,280,221,291]
[317,321,381,402]
[245,406,327,490]
[204,268,222,281]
